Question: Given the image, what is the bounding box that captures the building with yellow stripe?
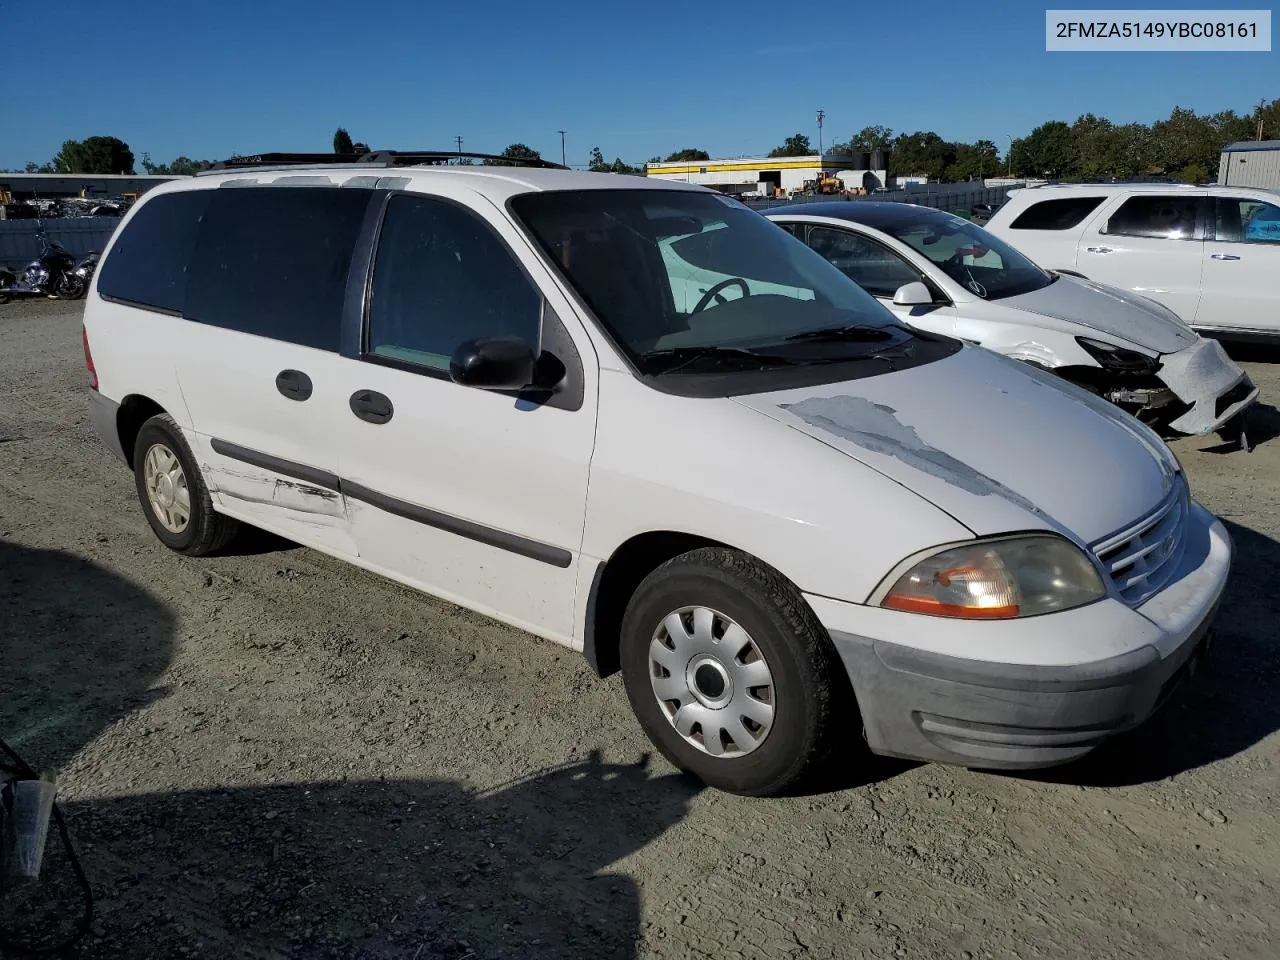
[644,153,888,197]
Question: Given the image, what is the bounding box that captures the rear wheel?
[133,414,239,555]
[54,273,85,300]
[619,547,849,796]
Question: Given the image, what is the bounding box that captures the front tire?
[619,547,849,796]
[133,414,239,556]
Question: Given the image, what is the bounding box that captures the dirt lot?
[1,298,1277,960]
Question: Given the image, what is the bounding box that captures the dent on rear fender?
[779,395,1045,517]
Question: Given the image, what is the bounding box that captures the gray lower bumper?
[831,601,1219,769]
[87,390,126,463]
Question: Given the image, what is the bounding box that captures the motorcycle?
[0,237,94,303]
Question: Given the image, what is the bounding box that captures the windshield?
[880,210,1054,300]
[509,189,911,373]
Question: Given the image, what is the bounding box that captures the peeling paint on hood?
[779,395,1045,519]
[735,346,1177,544]
[997,274,1197,355]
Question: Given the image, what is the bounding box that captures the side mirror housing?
[449,336,537,390]
[892,281,934,306]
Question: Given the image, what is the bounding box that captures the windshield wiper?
[783,325,896,343]
[640,346,800,375]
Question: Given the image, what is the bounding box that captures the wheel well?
[584,531,727,678]
[116,395,165,468]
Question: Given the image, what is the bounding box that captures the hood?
[733,345,1179,546]
[994,274,1197,355]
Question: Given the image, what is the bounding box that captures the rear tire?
[619,547,849,796]
[133,414,239,556]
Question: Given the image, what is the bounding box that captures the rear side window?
[1215,197,1280,243]
[184,187,372,351]
[1104,195,1199,240]
[365,194,541,372]
[1007,196,1104,230]
[96,190,210,313]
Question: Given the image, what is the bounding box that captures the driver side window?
[366,194,542,372]
[805,226,922,298]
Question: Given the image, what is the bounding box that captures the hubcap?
[648,605,775,757]
[143,443,191,534]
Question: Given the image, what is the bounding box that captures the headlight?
[1076,337,1157,374]
[875,535,1106,620]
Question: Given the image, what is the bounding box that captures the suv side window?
[1007,196,1105,230]
[96,190,211,314]
[183,186,371,352]
[1104,195,1200,240]
[1215,197,1280,243]
[366,194,542,372]
[805,226,922,298]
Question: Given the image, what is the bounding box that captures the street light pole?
[455,135,463,163]
[816,109,825,160]
[558,130,566,167]
[1006,135,1014,176]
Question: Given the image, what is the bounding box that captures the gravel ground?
[1,298,1277,960]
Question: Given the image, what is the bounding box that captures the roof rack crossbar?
[203,150,568,173]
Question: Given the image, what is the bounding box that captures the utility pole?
[816,109,825,160]
[1007,135,1014,176]
[558,130,566,167]
[1258,100,1266,141]
[455,135,463,163]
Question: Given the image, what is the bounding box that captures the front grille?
[1215,378,1254,417]
[1091,475,1188,606]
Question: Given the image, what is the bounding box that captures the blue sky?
[2,0,1275,170]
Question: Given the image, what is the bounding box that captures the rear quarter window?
[95,190,211,313]
[183,186,372,352]
[1007,196,1105,230]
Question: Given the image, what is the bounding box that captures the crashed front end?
[1064,336,1257,437]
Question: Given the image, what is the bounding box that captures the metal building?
[1218,140,1280,190]
[0,173,186,204]
[645,153,889,198]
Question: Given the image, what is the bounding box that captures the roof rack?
[203,150,568,173]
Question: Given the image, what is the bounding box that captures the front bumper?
[1158,337,1258,435]
[810,505,1232,769]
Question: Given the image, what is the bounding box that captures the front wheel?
[619,547,850,796]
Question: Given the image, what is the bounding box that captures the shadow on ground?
[1034,519,1280,788]
[0,539,700,958]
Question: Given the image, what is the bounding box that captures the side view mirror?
[449,336,537,390]
[892,281,934,306]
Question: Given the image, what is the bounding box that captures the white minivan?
[82,153,1231,795]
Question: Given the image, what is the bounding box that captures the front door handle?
[1085,246,1113,254]
[1210,252,1241,261]
[349,389,394,425]
[275,369,313,401]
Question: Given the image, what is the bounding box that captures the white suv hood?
[995,274,1197,355]
[733,345,1179,545]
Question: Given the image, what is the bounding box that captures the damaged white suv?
[83,154,1232,796]
[767,201,1258,440]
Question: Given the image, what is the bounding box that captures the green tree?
[352,141,371,154]
[1015,121,1073,178]
[664,148,710,162]
[484,143,542,166]
[849,125,894,152]
[588,146,608,172]
[24,161,54,173]
[52,136,135,175]
[768,133,812,158]
[888,131,950,179]
[333,128,355,154]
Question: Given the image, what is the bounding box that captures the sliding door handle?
[275,369,313,401]
[1085,246,1113,254]
[1210,252,1241,261]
